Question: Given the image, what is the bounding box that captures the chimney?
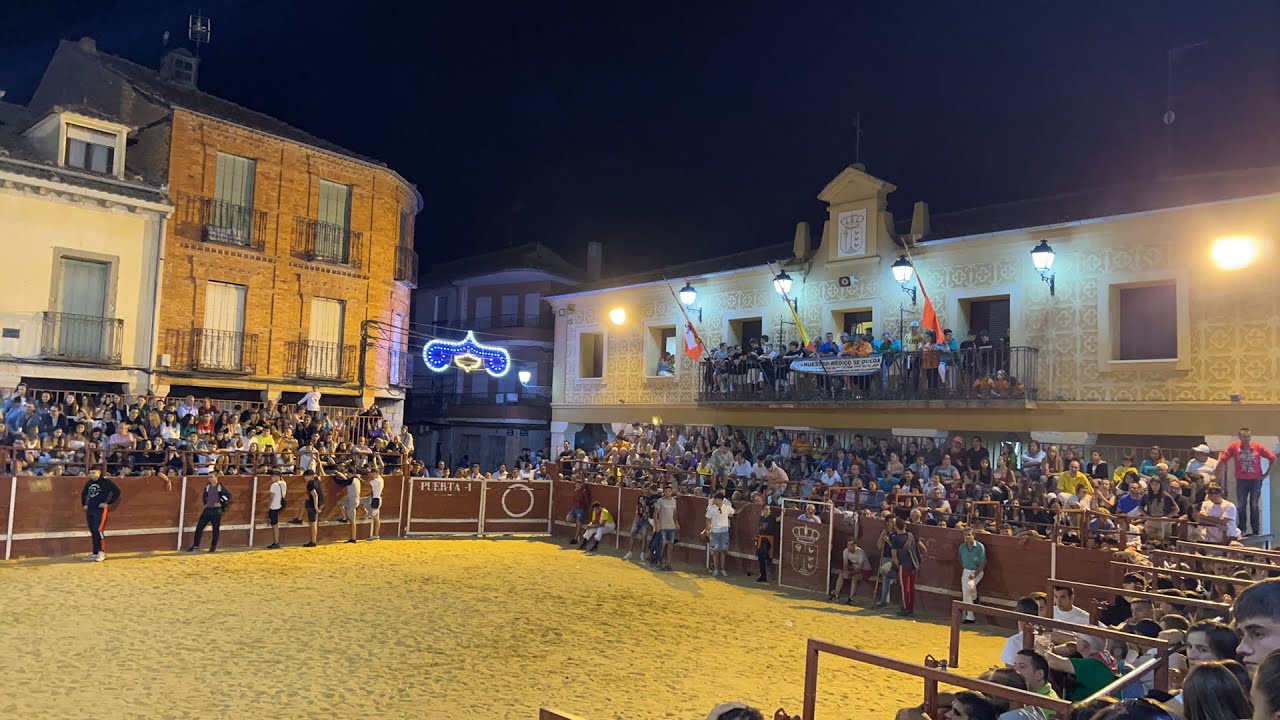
[910,201,931,239]
[78,37,97,54]
[586,241,602,281]
[159,47,199,88]
[792,222,811,260]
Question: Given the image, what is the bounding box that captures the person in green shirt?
[1043,634,1119,701]
[1013,650,1059,718]
[958,528,987,623]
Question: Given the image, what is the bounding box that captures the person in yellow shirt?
[1112,454,1138,485]
[579,502,615,552]
[1059,460,1094,496]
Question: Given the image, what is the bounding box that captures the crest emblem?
[789,523,821,576]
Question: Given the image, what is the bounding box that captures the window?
[499,295,519,326]
[307,298,346,378]
[474,296,493,329]
[646,325,677,376]
[202,282,247,370]
[64,124,116,174]
[728,317,763,347]
[433,296,449,324]
[54,258,110,359]
[579,332,605,379]
[315,180,352,263]
[523,293,542,325]
[1115,283,1177,360]
[841,310,874,336]
[211,153,257,245]
[398,209,413,247]
[965,297,1011,340]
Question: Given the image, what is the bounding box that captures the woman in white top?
[1020,441,1048,482]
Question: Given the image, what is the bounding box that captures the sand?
[0,539,1007,719]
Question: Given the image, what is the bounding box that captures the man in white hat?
[1186,443,1218,479]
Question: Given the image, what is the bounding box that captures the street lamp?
[772,269,798,311]
[518,370,532,385]
[892,255,917,305]
[678,282,702,322]
[1031,239,1055,296]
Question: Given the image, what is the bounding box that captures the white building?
[0,101,172,393]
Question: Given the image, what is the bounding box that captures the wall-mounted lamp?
[518,370,532,385]
[1031,239,1055,296]
[608,307,627,325]
[772,270,797,310]
[891,255,917,305]
[677,282,702,322]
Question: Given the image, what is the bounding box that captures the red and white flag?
[683,322,704,361]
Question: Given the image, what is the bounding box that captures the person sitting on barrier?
[579,501,615,553]
[1042,633,1120,701]
[829,537,869,604]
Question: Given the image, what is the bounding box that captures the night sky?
[2,1,1278,276]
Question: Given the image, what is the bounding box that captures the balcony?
[469,313,553,331]
[163,329,259,374]
[390,349,414,388]
[446,389,551,407]
[696,346,1040,404]
[40,312,123,364]
[395,246,418,287]
[183,194,267,251]
[292,217,363,268]
[285,339,356,382]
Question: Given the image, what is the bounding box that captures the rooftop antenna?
[188,12,212,58]
[852,112,864,170]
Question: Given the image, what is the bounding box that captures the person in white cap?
[1186,443,1218,479]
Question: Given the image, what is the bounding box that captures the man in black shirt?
[557,441,575,480]
[80,470,121,562]
[187,474,232,553]
[965,436,988,472]
[303,469,323,547]
[754,504,780,583]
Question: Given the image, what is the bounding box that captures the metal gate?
[405,477,552,536]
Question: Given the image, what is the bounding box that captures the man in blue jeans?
[1214,426,1276,536]
[704,491,735,577]
[653,485,679,571]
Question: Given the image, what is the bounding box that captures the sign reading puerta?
[406,478,551,536]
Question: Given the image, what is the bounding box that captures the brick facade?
[155,110,415,404]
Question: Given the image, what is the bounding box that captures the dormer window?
[64,123,117,174]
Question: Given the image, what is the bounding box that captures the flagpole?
[663,277,706,357]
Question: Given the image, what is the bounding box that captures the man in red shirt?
[1214,426,1276,536]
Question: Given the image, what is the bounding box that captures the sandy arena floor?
[0,539,1007,719]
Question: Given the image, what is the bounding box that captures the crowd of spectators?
[0,384,418,478]
[698,326,1026,400]
[553,423,1262,553]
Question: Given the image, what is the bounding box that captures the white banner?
[789,356,882,376]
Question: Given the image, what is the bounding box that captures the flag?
[782,291,811,349]
[686,322,706,361]
[917,274,946,341]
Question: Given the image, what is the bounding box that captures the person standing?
[889,517,925,616]
[296,385,322,420]
[364,468,384,541]
[340,469,362,544]
[704,492,735,577]
[754,503,779,583]
[653,485,679,571]
[302,468,322,547]
[188,474,232,553]
[567,479,591,544]
[1213,426,1275,536]
[623,492,653,562]
[80,469,120,562]
[958,528,986,623]
[266,470,287,549]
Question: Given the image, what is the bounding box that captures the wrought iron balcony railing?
[183,194,267,250]
[164,328,259,374]
[390,349,414,388]
[292,217,363,268]
[40,312,123,364]
[286,339,356,382]
[395,246,418,287]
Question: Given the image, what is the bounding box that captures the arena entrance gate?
[405,477,552,536]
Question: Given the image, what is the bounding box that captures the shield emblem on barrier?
[790,524,821,576]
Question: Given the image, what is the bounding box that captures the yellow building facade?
[546,166,1280,441]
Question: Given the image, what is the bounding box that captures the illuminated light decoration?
[1210,235,1259,271]
[608,307,627,325]
[422,331,511,377]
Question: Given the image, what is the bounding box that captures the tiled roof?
[901,167,1280,242]
[419,242,582,287]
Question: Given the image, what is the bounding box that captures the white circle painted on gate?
[501,483,536,518]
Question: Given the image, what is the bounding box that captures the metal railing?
[292,217,363,268]
[446,390,550,407]
[389,349,414,388]
[40,312,123,364]
[395,246,418,286]
[697,346,1039,403]
[184,194,267,250]
[164,328,258,374]
[469,313,552,330]
[286,339,356,382]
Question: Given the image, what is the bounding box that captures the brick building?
[29,38,420,422]
[406,243,584,468]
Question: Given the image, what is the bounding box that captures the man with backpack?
[188,474,232,553]
[266,470,287,549]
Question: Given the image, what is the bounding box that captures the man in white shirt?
[704,492,735,577]
[731,454,753,484]
[363,469,384,541]
[1001,597,1044,665]
[830,538,869,604]
[818,466,841,489]
[1051,585,1090,642]
[297,385,322,418]
[266,471,287,549]
[1186,444,1218,479]
[1198,484,1239,543]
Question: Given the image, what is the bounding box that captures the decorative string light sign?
[422,331,511,377]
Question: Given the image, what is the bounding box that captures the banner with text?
[789,356,881,376]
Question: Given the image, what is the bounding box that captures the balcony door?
[212,152,256,244]
[317,180,352,262]
[308,297,345,378]
[56,258,109,359]
[389,311,405,385]
[203,282,247,369]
